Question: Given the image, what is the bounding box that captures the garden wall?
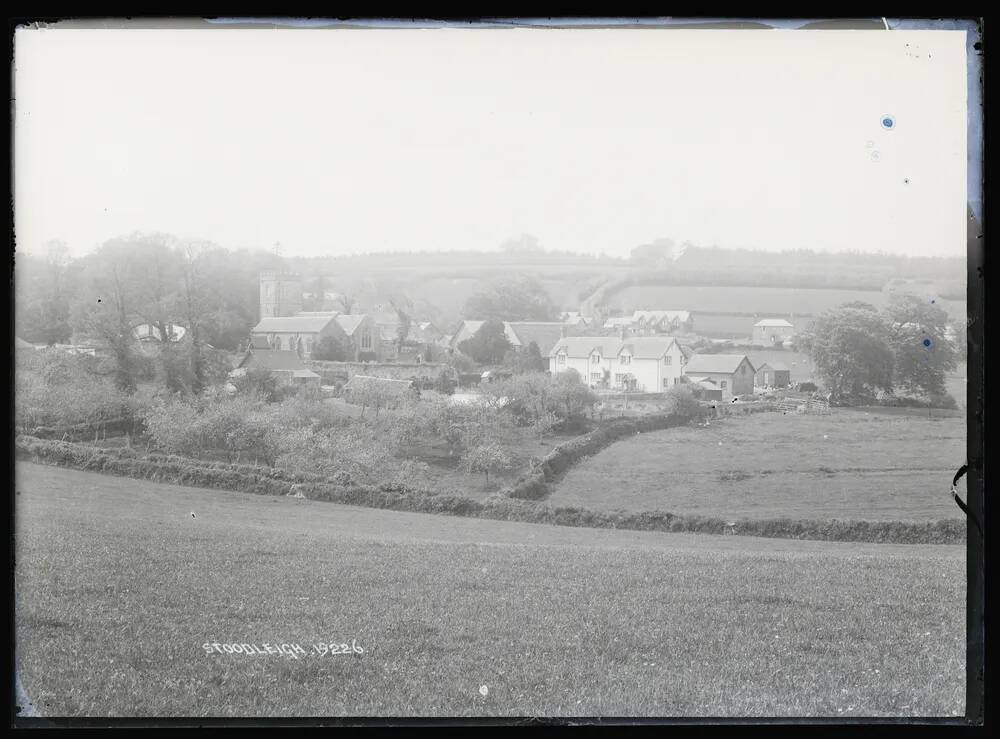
[304,360,455,385]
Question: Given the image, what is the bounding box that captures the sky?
[14,26,970,260]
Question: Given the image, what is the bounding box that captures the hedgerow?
[15,435,964,544]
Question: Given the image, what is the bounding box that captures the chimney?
[618,325,626,341]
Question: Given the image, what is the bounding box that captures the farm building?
[686,376,724,401]
[549,334,687,391]
[755,362,791,389]
[752,318,795,346]
[603,310,693,336]
[682,354,755,398]
[231,347,321,387]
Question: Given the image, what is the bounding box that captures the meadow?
[550,409,966,522]
[15,462,964,718]
[608,285,966,322]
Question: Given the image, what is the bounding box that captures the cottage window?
[662,378,669,390]
[557,354,566,366]
[590,372,602,383]
[591,354,601,365]
[721,380,728,389]
[664,356,672,365]
[361,333,371,350]
[620,355,631,365]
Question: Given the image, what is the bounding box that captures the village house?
[754,361,791,389]
[682,354,756,398]
[548,333,687,391]
[231,346,321,388]
[752,318,795,346]
[132,323,187,343]
[603,310,693,336]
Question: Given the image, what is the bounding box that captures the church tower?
[259,271,303,320]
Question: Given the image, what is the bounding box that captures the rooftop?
[253,315,339,333]
[754,319,794,327]
[684,353,755,375]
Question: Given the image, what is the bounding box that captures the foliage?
[312,335,351,361]
[507,341,548,374]
[14,349,132,432]
[457,319,512,365]
[798,303,895,402]
[462,275,558,322]
[883,293,959,398]
[230,367,284,402]
[462,441,515,485]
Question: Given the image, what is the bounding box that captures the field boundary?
[15,435,964,545]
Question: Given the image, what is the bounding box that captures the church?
[249,271,380,361]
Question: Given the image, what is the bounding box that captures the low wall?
[304,360,455,385]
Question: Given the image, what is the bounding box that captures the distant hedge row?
[29,417,134,442]
[502,411,696,501]
[15,435,965,544]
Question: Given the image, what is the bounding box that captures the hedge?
[15,435,965,545]
[502,411,695,501]
[29,417,134,442]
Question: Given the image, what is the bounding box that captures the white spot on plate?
[479,685,489,697]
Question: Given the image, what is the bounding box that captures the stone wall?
[304,360,456,385]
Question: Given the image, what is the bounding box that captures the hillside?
[16,463,964,717]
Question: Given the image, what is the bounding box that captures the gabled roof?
[504,322,566,355]
[238,348,309,371]
[754,318,794,327]
[549,336,622,358]
[757,361,789,372]
[633,310,691,323]
[617,336,678,359]
[684,353,755,375]
[451,320,486,347]
[336,314,369,336]
[344,374,417,396]
[253,315,339,333]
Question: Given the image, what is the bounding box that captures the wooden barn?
[754,362,791,389]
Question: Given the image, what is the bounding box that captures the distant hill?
[281,246,965,328]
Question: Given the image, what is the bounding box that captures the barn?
[682,354,755,398]
[754,361,791,389]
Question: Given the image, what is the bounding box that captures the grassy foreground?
[551,410,965,522]
[15,463,965,718]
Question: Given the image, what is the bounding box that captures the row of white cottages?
[547,335,756,397]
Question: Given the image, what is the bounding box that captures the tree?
[798,303,895,402]
[391,300,412,354]
[457,319,512,365]
[882,293,959,398]
[312,335,350,361]
[508,340,547,374]
[500,233,544,255]
[549,369,599,424]
[14,241,74,345]
[462,440,514,485]
[70,237,148,393]
[630,238,675,267]
[462,276,557,322]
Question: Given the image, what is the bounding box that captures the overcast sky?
[14,27,969,260]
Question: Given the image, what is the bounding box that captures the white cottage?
[548,335,686,391]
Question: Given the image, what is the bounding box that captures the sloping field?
[15,463,964,718]
[608,285,966,321]
[550,410,965,522]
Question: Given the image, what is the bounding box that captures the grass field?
[608,285,966,322]
[15,462,965,718]
[550,410,966,522]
